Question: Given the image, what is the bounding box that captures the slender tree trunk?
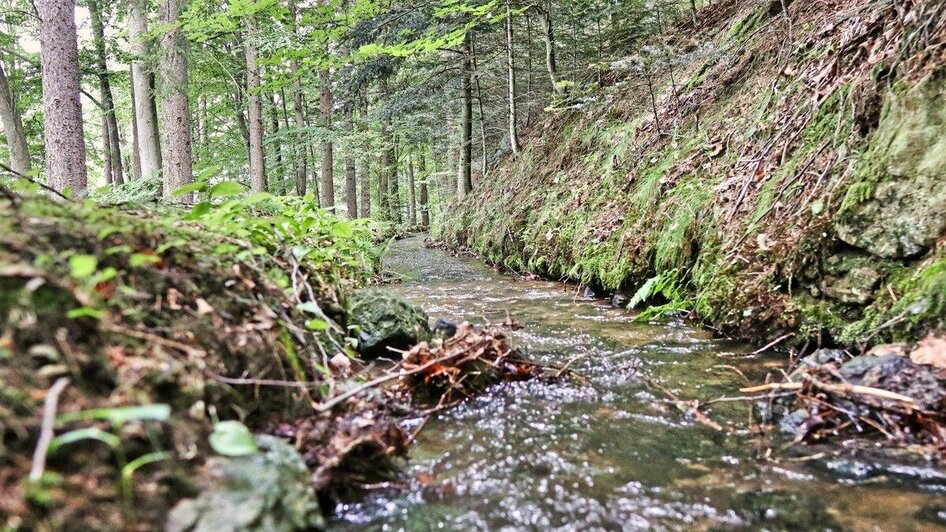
[129,80,142,180]
[418,152,429,227]
[288,0,307,196]
[536,5,559,93]
[130,1,161,180]
[505,2,520,155]
[378,100,389,218]
[319,68,334,209]
[158,0,193,200]
[459,32,473,196]
[246,16,266,192]
[101,113,113,183]
[39,0,87,194]
[525,14,534,126]
[344,95,357,218]
[198,94,207,148]
[358,94,370,217]
[269,94,283,180]
[388,141,399,223]
[0,62,30,174]
[291,68,307,195]
[234,84,250,153]
[89,0,123,185]
[471,35,487,176]
[690,0,698,26]
[407,153,416,226]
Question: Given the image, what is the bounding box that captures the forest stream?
[332,237,946,531]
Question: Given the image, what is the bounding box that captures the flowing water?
[333,237,946,531]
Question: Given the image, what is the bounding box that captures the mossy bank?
[439,0,946,347]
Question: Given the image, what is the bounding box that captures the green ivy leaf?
[68,255,98,279]
[209,181,244,198]
[208,421,258,457]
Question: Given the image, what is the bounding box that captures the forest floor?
[0,192,535,530]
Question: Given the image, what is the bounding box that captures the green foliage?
[209,420,259,456]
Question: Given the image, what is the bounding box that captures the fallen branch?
[30,377,71,483]
[740,377,917,404]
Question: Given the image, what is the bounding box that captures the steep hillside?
[440,0,946,347]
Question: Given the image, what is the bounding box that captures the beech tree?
[158,0,193,199]
[0,62,30,174]
[129,0,162,181]
[38,0,87,194]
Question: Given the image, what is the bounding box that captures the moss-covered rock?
[835,71,946,258]
[167,435,324,532]
[348,288,431,358]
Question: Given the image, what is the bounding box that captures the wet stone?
[348,288,431,358]
[167,435,324,532]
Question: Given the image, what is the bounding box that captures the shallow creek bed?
[331,237,946,530]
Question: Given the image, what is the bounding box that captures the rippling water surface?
[332,237,946,531]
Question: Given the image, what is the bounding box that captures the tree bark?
[459,31,473,196]
[269,94,283,180]
[418,152,429,227]
[388,140,399,223]
[288,0,307,196]
[358,94,370,217]
[38,0,87,194]
[536,4,559,93]
[407,153,416,226]
[0,62,30,174]
[101,113,112,183]
[129,79,142,180]
[319,68,334,210]
[471,35,487,177]
[89,0,123,185]
[158,0,193,200]
[130,1,161,180]
[344,94,357,219]
[506,2,520,155]
[246,16,266,192]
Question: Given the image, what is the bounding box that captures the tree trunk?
[319,68,334,210]
[101,113,113,184]
[344,94,357,219]
[0,62,30,174]
[39,0,87,194]
[407,153,416,226]
[288,0,307,196]
[378,104,389,218]
[234,84,250,153]
[198,94,207,149]
[506,2,520,155]
[471,35,487,177]
[158,0,193,200]
[130,1,161,180]
[129,79,142,180]
[459,32,473,196]
[537,5,559,93]
[246,16,266,192]
[418,152,429,227]
[358,94,370,217]
[388,141,399,223]
[90,0,123,185]
[269,94,283,180]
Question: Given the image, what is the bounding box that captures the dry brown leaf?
[909,336,946,369]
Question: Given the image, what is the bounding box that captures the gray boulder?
[348,288,431,358]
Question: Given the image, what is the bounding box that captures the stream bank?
[438,0,945,348]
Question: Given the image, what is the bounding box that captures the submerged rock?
[348,288,431,358]
[167,435,324,532]
[611,292,632,308]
